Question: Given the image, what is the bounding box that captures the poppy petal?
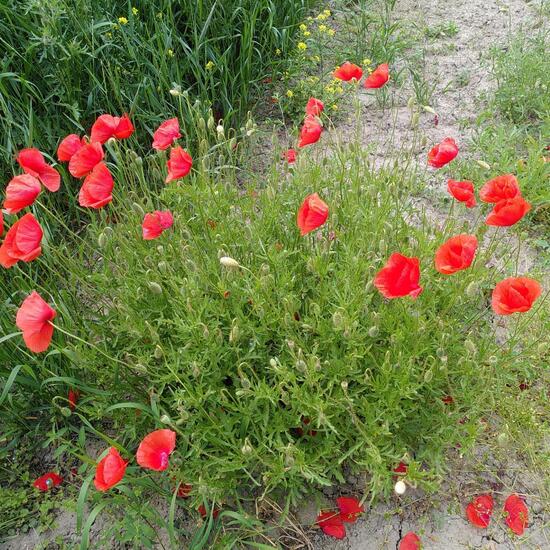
[4,175,41,214]
[152,118,181,150]
[78,162,114,209]
[136,429,176,471]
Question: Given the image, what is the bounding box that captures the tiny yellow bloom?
[327,28,335,36]
[286,90,294,98]
[318,24,327,32]
[297,42,307,51]
[106,32,112,38]
[303,31,311,37]
[323,9,331,16]
[336,87,344,94]
[132,7,138,16]
[299,23,308,32]
[167,49,174,58]
[331,104,338,110]
[307,16,313,21]
[205,60,215,70]
[156,12,163,19]
[316,13,327,21]
[118,16,128,25]
[275,48,281,56]
[313,55,320,63]
[325,86,335,94]
[363,58,372,66]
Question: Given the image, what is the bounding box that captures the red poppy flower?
[142,210,174,240]
[305,97,324,117]
[364,63,389,89]
[333,61,363,82]
[466,494,494,528]
[284,148,297,164]
[427,138,458,168]
[434,234,478,275]
[16,291,56,353]
[69,142,104,178]
[68,388,80,411]
[198,503,220,519]
[90,113,134,143]
[177,483,192,498]
[78,162,114,209]
[485,197,531,226]
[491,277,541,315]
[152,118,181,151]
[374,253,423,299]
[33,472,62,491]
[0,210,3,237]
[57,134,85,162]
[94,447,128,492]
[0,213,43,268]
[298,115,323,148]
[479,174,520,203]
[336,497,364,523]
[17,148,61,192]
[3,175,41,214]
[447,179,476,208]
[393,461,408,474]
[297,193,329,235]
[136,429,176,471]
[316,510,346,539]
[504,494,528,535]
[399,532,421,550]
[165,146,193,183]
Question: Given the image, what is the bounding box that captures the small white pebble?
[394,480,407,495]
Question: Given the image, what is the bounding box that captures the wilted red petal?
[427,138,458,168]
[466,494,494,528]
[434,234,478,275]
[447,179,476,208]
[136,429,176,471]
[68,388,80,411]
[393,461,408,474]
[69,142,104,178]
[94,447,127,491]
[374,253,423,299]
[305,97,324,117]
[198,503,220,519]
[165,146,193,182]
[479,174,520,203]
[297,193,329,235]
[336,496,364,523]
[0,213,43,268]
[177,483,192,498]
[57,134,84,162]
[399,531,421,550]
[78,162,114,209]
[298,115,323,148]
[492,277,541,315]
[16,290,56,353]
[33,472,62,491]
[364,63,389,89]
[504,494,528,535]
[316,511,346,539]
[142,210,174,240]
[153,118,181,150]
[283,148,297,164]
[333,62,363,82]
[485,197,531,226]
[4,175,41,214]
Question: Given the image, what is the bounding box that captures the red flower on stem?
[399,532,421,550]
[142,210,174,240]
[69,142,104,178]
[333,62,363,82]
[364,63,389,89]
[57,134,85,162]
[68,388,80,411]
[466,494,494,528]
[165,146,193,182]
[0,213,43,268]
[305,97,324,117]
[3,175,41,214]
[94,447,128,491]
[485,196,531,226]
[447,179,476,208]
[33,472,62,491]
[17,148,60,192]
[374,253,423,299]
[16,291,56,353]
[298,115,323,148]
[78,162,114,209]
[283,148,297,164]
[504,494,528,535]
[297,193,329,235]
[90,113,134,143]
[427,138,458,168]
[491,277,541,315]
[152,118,182,151]
[136,429,176,471]
[434,234,478,275]
[479,174,520,203]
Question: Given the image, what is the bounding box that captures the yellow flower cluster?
[167,49,174,58]
[118,16,128,25]
[205,61,215,71]
[286,90,294,98]
[132,7,138,16]
[297,42,307,51]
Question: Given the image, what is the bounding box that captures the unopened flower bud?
[241,439,253,455]
[148,282,163,295]
[157,261,168,273]
[97,232,107,248]
[154,345,163,359]
[368,326,379,338]
[332,311,344,328]
[160,414,171,424]
[216,124,224,138]
[229,324,240,343]
[220,256,240,268]
[197,117,206,131]
[424,369,433,382]
[464,339,477,355]
[132,202,145,217]
[341,380,348,390]
[476,160,491,170]
[465,281,479,298]
[394,480,407,495]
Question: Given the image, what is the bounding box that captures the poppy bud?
[207,115,215,130]
[476,160,491,170]
[216,124,224,139]
[465,281,479,298]
[246,117,254,131]
[487,356,498,365]
[436,348,446,359]
[229,324,240,343]
[332,310,344,328]
[341,380,348,390]
[368,326,379,337]
[135,156,143,166]
[202,325,209,339]
[160,414,172,424]
[198,117,206,131]
[132,202,145,217]
[424,369,433,382]
[229,137,237,149]
[394,480,407,495]
[410,112,420,127]
[148,282,163,295]
[60,406,72,417]
[497,432,509,446]
[295,359,307,372]
[269,358,277,367]
[220,256,240,268]
[97,232,107,248]
[407,96,416,110]
[422,105,437,115]
[241,440,253,455]
[464,339,477,355]
[154,345,163,359]
[133,363,147,374]
[287,339,295,350]
[158,261,168,273]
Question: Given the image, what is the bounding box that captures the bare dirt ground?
[307,0,549,548]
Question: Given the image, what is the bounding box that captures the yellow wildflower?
[323,9,331,16]
[286,90,294,98]
[316,13,327,21]
[312,55,320,62]
[106,32,112,38]
[167,49,174,58]
[363,58,372,66]
[132,7,138,16]
[297,42,307,51]
[327,28,335,36]
[118,16,128,25]
[331,104,338,110]
[299,23,308,32]
[275,48,281,56]
[205,61,215,70]
[303,31,311,37]
[318,24,327,32]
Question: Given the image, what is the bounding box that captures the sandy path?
[309,0,549,548]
